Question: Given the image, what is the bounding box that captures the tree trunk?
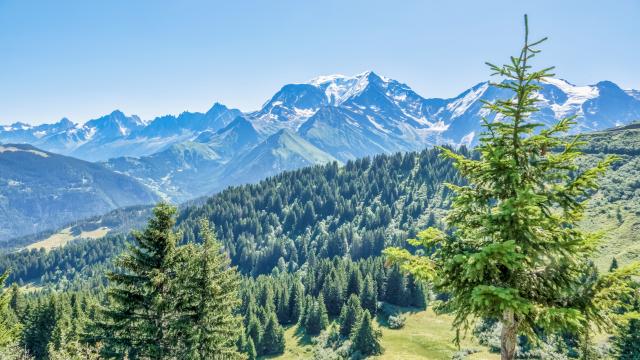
[501,309,518,360]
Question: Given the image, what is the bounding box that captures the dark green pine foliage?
[339,294,362,337]
[23,297,56,359]
[100,203,178,359]
[384,265,406,306]
[350,310,382,357]
[260,311,285,355]
[610,258,619,272]
[322,269,345,317]
[304,295,329,336]
[174,219,244,359]
[0,271,19,348]
[360,275,378,315]
[346,267,363,297]
[288,280,304,324]
[244,336,257,360]
[613,298,640,360]
[245,312,262,355]
[405,275,427,309]
[48,297,74,356]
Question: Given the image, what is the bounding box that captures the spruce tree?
[613,297,640,360]
[173,219,244,359]
[304,295,329,336]
[100,203,178,359]
[260,311,285,355]
[322,269,345,317]
[0,271,19,348]
[244,337,257,360]
[360,274,378,315]
[246,313,263,355]
[339,294,362,337]
[609,258,619,272]
[288,280,304,324]
[384,15,640,360]
[385,265,406,306]
[346,267,363,297]
[350,310,382,356]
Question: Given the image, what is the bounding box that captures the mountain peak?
[206,102,229,115]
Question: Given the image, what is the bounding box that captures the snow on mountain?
[1,72,639,202]
[626,89,640,101]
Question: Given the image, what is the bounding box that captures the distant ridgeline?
[2,122,640,287]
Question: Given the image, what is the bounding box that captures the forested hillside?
[0,146,462,287]
[4,121,640,288]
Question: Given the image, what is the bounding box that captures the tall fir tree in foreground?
[173,219,245,359]
[100,203,178,359]
[385,15,640,360]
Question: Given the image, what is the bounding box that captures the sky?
[0,0,638,125]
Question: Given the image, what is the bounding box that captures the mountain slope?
[104,116,264,202]
[0,144,159,242]
[217,129,338,189]
[4,123,640,284]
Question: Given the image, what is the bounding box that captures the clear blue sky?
[0,0,638,125]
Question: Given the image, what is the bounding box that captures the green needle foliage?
[339,294,363,337]
[613,296,640,360]
[350,310,382,357]
[173,218,245,359]
[385,15,640,360]
[99,203,178,359]
[0,271,19,348]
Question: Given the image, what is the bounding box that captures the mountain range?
[2,71,640,207]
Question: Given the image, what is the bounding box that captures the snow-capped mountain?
[2,72,639,202]
[0,105,243,162]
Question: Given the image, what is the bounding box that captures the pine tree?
[385,265,406,306]
[350,310,382,356]
[406,275,427,309]
[260,311,285,355]
[0,271,19,349]
[304,295,329,336]
[360,274,378,315]
[173,218,245,359]
[8,284,23,320]
[246,312,263,355]
[288,280,304,324]
[613,297,640,360]
[99,203,179,359]
[23,297,55,359]
[339,294,362,337]
[610,258,619,272]
[322,269,345,317]
[384,15,640,360]
[346,267,363,297]
[244,337,257,360]
[48,297,74,357]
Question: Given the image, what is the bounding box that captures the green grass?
[265,307,499,360]
[25,226,110,251]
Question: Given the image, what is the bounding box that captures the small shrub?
[387,314,406,329]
